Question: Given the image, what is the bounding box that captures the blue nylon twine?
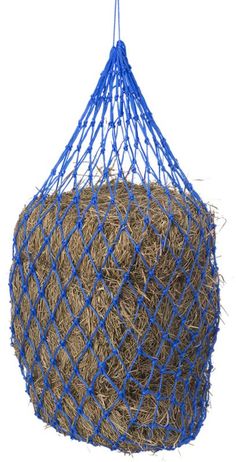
[9,0,220,453]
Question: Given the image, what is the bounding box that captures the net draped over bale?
[10,40,220,453]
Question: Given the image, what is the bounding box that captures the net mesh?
[10,39,220,452]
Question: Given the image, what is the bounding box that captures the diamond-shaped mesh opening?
[92,329,113,361]
[78,350,98,383]
[10,38,220,453]
[106,355,125,388]
[55,349,73,382]
[109,400,131,434]
[92,285,112,319]
[40,389,57,422]
[99,419,119,448]
[79,307,99,337]
[124,379,142,408]
[131,355,153,387]
[118,332,137,367]
[70,377,86,405]
[95,376,118,409]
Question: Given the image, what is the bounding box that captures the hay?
[11,181,219,453]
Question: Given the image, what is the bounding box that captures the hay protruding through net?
[10,39,220,453]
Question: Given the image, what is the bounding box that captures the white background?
[0,0,235,461]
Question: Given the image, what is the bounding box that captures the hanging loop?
[113,0,121,46]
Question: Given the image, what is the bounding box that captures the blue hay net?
[10,0,220,453]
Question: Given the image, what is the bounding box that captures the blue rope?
[10,19,220,453]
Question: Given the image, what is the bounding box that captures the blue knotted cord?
[9,0,220,453]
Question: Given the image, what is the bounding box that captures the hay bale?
[10,181,219,453]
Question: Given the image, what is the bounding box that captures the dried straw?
[11,181,219,453]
